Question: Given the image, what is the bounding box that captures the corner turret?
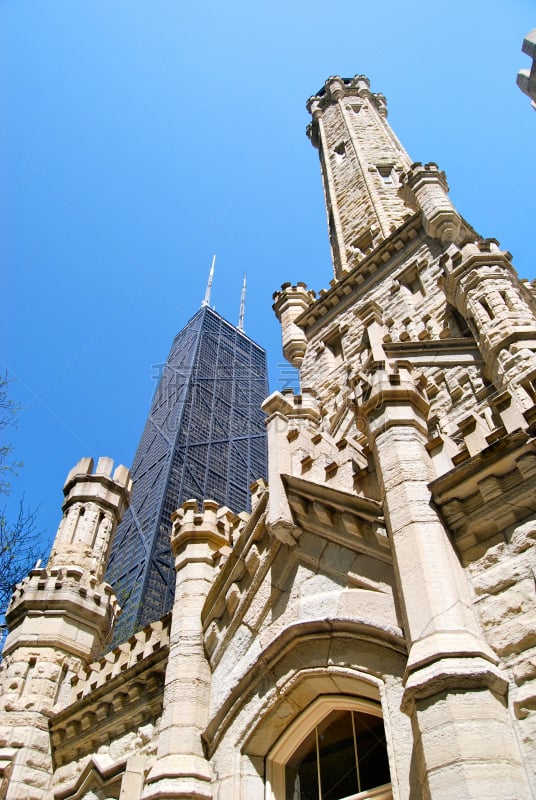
[0,458,131,800]
[273,282,316,366]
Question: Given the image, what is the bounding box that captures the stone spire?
[307,75,413,278]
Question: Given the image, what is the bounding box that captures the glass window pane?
[317,710,358,800]
[282,707,391,800]
[353,712,390,792]
[285,727,319,800]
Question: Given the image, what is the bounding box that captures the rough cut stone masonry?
[0,69,535,800]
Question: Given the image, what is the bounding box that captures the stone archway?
[204,624,416,800]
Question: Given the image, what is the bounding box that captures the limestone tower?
[271,75,536,798]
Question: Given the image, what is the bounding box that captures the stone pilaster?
[261,392,297,545]
[261,389,321,544]
[142,499,234,800]
[361,366,530,799]
[0,457,131,800]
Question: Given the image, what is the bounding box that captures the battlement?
[48,458,132,580]
[273,282,317,366]
[3,566,120,660]
[70,614,171,702]
[170,499,239,556]
[399,162,461,244]
[6,566,119,618]
[272,281,316,305]
[307,75,386,115]
[63,456,132,516]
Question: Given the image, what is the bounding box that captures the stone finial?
[399,162,461,243]
[517,29,536,109]
[273,282,316,366]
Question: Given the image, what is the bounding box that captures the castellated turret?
[0,457,131,800]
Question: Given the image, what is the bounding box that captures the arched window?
[267,696,392,800]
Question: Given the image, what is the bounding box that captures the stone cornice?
[296,213,423,333]
[384,338,482,367]
[282,473,382,522]
[429,428,536,552]
[283,473,390,564]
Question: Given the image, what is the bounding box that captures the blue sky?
[3,1,535,552]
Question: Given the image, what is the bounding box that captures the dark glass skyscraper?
[106,305,268,639]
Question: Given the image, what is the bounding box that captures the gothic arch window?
[266,696,392,800]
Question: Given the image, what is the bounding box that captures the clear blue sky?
[2,1,535,552]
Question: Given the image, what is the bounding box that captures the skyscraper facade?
[105,304,268,637]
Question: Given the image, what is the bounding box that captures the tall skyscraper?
[105,296,268,638]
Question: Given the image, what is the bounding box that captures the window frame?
[265,695,392,800]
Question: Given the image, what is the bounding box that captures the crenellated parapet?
[70,615,170,703]
[306,75,388,128]
[3,457,131,663]
[170,498,238,562]
[3,566,119,660]
[48,616,171,773]
[0,457,131,800]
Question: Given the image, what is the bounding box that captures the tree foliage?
[0,501,42,614]
[0,374,45,621]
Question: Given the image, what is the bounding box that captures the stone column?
[0,457,131,800]
[360,366,530,800]
[142,500,233,800]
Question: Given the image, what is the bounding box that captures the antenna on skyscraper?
[238,273,246,331]
[202,255,216,307]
